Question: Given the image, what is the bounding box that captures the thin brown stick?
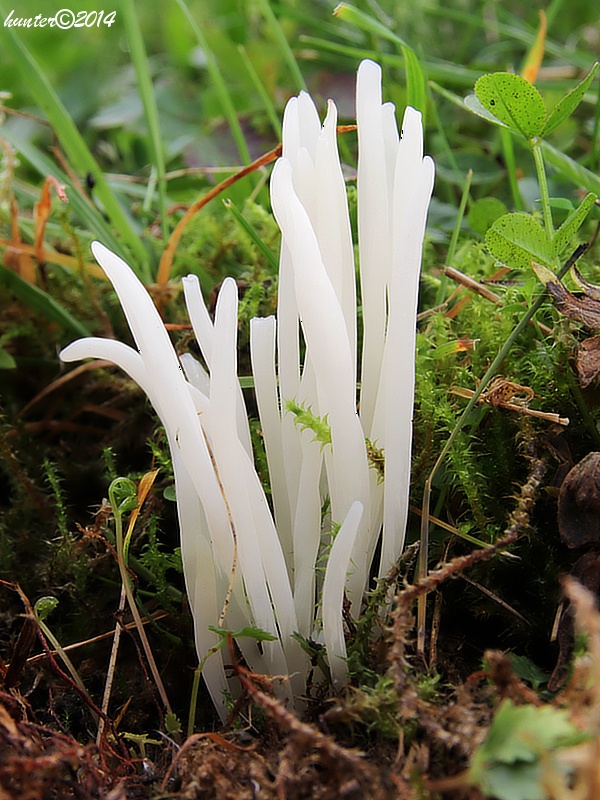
[156,124,357,287]
[444,265,504,304]
[156,144,282,287]
[22,610,170,666]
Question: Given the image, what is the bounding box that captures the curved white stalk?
[171,449,230,720]
[271,158,371,611]
[368,107,436,576]
[249,317,293,568]
[314,101,357,376]
[182,274,253,458]
[206,279,307,691]
[180,353,210,404]
[356,60,395,437]
[379,152,435,575]
[291,430,323,637]
[322,501,364,688]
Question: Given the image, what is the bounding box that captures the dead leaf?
[571,265,600,301]
[545,279,600,329]
[558,452,600,548]
[576,335,600,388]
[34,176,68,267]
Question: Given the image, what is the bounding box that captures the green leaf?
[435,150,503,185]
[255,0,306,93]
[494,701,584,761]
[507,654,549,689]
[478,761,545,800]
[173,0,252,166]
[0,348,16,370]
[334,3,408,46]
[552,192,597,257]
[475,72,546,139]
[468,197,508,236]
[121,0,168,243]
[547,197,575,211]
[0,265,91,338]
[163,485,177,502]
[485,213,553,270]
[223,199,278,270]
[165,712,182,735]
[469,701,587,800]
[401,44,428,124]
[464,93,511,128]
[542,62,599,137]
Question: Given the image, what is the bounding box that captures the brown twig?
[156,124,357,288]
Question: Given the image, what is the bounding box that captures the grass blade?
[174,0,252,166]
[238,44,282,140]
[0,264,91,337]
[0,8,150,274]
[301,36,480,89]
[542,141,600,196]
[334,3,427,121]
[1,129,131,267]
[254,0,306,92]
[223,199,278,271]
[121,0,169,247]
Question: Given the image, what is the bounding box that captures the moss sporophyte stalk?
[59,60,434,718]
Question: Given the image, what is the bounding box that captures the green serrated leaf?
[552,192,597,257]
[508,654,549,689]
[498,702,584,762]
[542,62,599,138]
[475,73,546,139]
[486,213,553,270]
[468,197,508,236]
[286,400,332,448]
[165,712,182,734]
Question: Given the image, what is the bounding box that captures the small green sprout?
[286,399,332,448]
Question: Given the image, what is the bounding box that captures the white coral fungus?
[60,59,434,717]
